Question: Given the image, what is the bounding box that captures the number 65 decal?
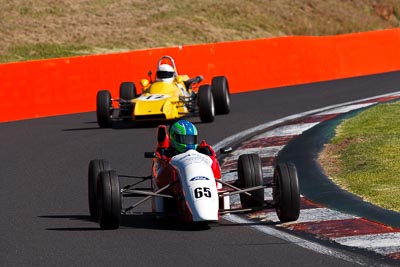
[194,187,211,199]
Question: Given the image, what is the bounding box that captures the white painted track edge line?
[215,91,400,266]
[213,91,400,152]
[222,214,376,266]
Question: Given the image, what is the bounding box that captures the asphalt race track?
[2,71,400,266]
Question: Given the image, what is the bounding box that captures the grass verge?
[319,101,400,212]
[0,43,91,63]
[1,0,400,63]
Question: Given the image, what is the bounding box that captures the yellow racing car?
[96,55,230,127]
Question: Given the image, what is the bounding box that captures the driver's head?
[169,120,198,153]
[156,64,175,83]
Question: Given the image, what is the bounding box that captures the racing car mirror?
[140,79,149,88]
[175,76,183,83]
[220,147,233,154]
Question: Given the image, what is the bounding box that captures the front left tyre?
[97,170,121,230]
[197,84,215,123]
[273,162,300,222]
[211,76,230,115]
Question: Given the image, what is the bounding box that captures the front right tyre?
[97,170,121,229]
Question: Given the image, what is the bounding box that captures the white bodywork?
[171,150,219,222]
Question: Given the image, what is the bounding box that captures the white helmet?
[156,64,175,83]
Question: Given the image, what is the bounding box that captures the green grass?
[0,43,91,63]
[326,102,400,212]
[1,0,400,63]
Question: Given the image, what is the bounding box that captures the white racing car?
[87,125,300,229]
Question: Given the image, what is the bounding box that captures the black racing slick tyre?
[96,90,113,128]
[119,82,136,120]
[197,84,215,123]
[88,159,111,219]
[273,162,300,222]
[119,82,136,100]
[237,154,264,208]
[97,170,121,230]
[211,76,230,115]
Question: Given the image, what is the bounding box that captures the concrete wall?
[1,28,400,122]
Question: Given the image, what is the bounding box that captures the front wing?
[131,94,190,120]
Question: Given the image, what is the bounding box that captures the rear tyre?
[88,159,111,219]
[96,90,113,128]
[197,84,215,123]
[120,82,136,100]
[237,154,264,208]
[119,82,136,120]
[273,162,300,222]
[211,76,230,115]
[97,170,121,229]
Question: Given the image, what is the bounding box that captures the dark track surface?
[2,71,400,266]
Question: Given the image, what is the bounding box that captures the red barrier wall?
[1,29,400,123]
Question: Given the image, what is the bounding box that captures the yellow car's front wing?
[132,94,189,120]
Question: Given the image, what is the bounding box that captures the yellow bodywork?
[131,76,190,120]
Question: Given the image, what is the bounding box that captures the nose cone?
[190,187,219,222]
